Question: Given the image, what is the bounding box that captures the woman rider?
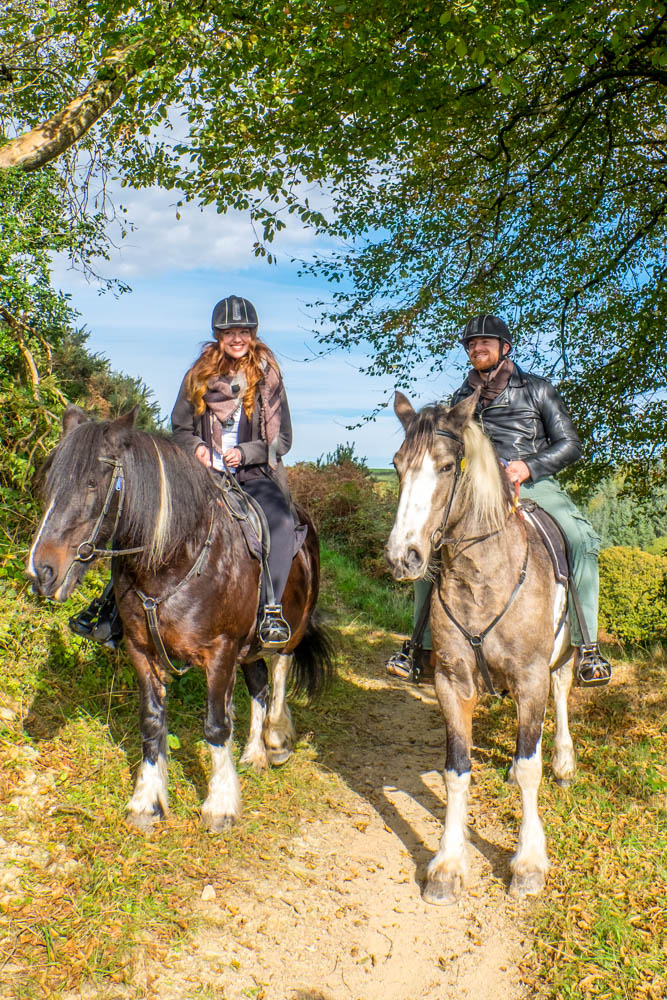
[171,294,294,646]
[69,294,294,649]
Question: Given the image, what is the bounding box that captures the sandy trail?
[146,676,532,1000]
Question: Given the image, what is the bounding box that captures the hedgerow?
[598,546,667,644]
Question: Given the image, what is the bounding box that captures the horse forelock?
[401,404,442,465]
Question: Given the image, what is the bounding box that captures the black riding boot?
[68,581,123,649]
[575,643,612,686]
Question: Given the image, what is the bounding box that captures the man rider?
[387,313,612,687]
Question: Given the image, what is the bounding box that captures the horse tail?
[290,615,336,699]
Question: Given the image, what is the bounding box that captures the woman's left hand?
[223,447,243,468]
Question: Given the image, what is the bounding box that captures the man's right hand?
[195,444,211,467]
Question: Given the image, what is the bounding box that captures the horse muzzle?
[384,542,428,581]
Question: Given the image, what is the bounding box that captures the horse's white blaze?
[127,755,168,816]
[27,498,56,578]
[511,741,549,876]
[202,739,241,822]
[427,769,471,882]
[240,695,268,770]
[150,440,172,567]
[386,451,438,566]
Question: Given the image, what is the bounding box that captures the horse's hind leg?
[125,647,169,830]
[424,679,476,906]
[201,639,242,832]
[240,659,269,771]
[263,653,296,766]
[510,689,550,899]
[551,653,576,786]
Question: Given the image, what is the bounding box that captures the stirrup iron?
[258,604,291,649]
[385,641,416,681]
[576,643,612,687]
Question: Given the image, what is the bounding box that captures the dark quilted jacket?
[449,365,582,482]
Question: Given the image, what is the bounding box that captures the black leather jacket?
[450,364,582,482]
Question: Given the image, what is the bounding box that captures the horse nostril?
[35,562,56,590]
[406,547,422,572]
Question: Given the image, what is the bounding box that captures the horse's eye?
[87,479,97,490]
[439,463,454,474]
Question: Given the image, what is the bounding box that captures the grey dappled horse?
[386,391,576,904]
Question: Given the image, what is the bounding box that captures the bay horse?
[27,405,333,832]
[386,391,576,903]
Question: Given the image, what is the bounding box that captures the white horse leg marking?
[27,498,56,578]
[510,740,549,896]
[263,653,296,765]
[386,453,438,573]
[551,662,576,787]
[201,738,241,832]
[126,755,169,827]
[424,769,471,904]
[240,693,269,771]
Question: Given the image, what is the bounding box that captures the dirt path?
[144,669,533,1000]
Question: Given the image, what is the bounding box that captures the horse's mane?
[404,403,511,532]
[45,421,218,571]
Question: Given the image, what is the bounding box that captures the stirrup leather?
[258,604,292,649]
[576,643,612,687]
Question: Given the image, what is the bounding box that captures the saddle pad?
[519,502,569,586]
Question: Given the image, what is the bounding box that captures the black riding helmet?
[211,295,258,332]
[460,313,512,352]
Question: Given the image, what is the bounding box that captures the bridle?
[420,427,528,697]
[60,456,145,592]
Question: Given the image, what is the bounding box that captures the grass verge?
[0,559,664,999]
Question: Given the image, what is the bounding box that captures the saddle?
[213,472,308,608]
[518,501,569,586]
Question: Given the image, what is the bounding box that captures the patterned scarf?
[205,362,283,467]
[467,359,515,408]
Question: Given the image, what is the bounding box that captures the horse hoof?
[202,813,236,833]
[509,871,545,899]
[554,776,572,789]
[422,876,461,906]
[126,810,161,832]
[240,751,268,772]
[267,747,292,766]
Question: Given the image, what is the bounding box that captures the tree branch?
[0,42,145,172]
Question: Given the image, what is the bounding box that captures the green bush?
[598,546,667,644]
[646,536,667,557]
[288,458,397,577]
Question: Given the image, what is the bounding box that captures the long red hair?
[186,335,280,418]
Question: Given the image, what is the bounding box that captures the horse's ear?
[447,389,480,434]
[110,406,139,431]
[394,391,416,429]
[62,404,89,438]
[104,406,139,449]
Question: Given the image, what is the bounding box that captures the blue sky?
[53,183,463,467]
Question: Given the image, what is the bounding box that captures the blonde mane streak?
[149,439,172,568]
[460,421,508,532]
